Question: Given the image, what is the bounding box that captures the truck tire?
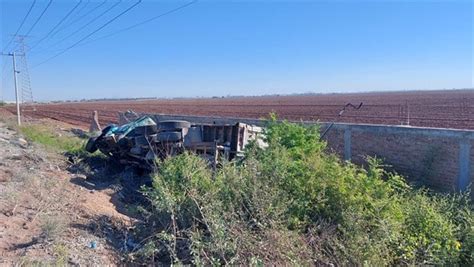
[157,131,182,142]
[129,125,158,136]
[158,120,191,131]
[101,124,116,135]
[85,137,98,153]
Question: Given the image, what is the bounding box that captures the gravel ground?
[0,119,133,265]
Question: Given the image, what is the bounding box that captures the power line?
[71,0,91,20]
[82,0,197,46]
[49,0,106,40]
[71,0,90,17]
[45,0,122,52]
[28,0,83,53]
[34,0,197,55]
[2,0,37,52]
[23,0,53,37]
[48,0,91,39]
[31,0,142,69]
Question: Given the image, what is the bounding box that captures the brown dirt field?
[0,107,13,118]
[6,89,474,129]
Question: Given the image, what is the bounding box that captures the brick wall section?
[322,124,474,194]
[323,128,345,159]
[340,130,458,190]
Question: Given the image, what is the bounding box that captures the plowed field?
[5,89,474,130]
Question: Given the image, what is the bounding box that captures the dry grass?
[40,214,66,241]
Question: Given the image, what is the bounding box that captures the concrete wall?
[151,113,473,194]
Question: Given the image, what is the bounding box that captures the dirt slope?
[0,118,133,265]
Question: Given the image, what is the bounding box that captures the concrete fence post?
[458,139,471,191]
[344,127,352,161]
[89,111,101,133]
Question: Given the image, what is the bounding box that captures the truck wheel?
[130,125,158,136]
[157,131,182,142]
[158,120,191,131]
[101,124,116,135]
[85,137,98,153]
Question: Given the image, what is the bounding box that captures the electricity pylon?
[14,35,34,106]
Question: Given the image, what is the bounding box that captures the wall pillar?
[344,127,352,161]
[458,138,471,191]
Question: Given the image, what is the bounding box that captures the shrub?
[139,154,309,264]
[135,117,473,265]
[398,191,460,264]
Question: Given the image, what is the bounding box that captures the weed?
[1,184,20,214]
[134,117,473,265]
[40,215,66,241]
[53,243,69,265]
[21,172,41,190]
[16,256,48,267]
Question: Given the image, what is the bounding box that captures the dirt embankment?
[0,116,135,265]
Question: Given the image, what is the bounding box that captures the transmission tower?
[14,35,35,108]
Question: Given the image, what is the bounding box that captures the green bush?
[136,117,473,265]
[399,191,460,264]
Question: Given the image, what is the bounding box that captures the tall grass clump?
[136,116,473,265]
[20,125,84,153]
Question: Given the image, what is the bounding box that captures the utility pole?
[1,52,22,125]
[12,52,21,126]
[0,34,34,125]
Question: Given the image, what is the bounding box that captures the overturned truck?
[85,115,265,168]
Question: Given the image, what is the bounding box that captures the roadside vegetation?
[0,101,6,107]
[0,116,86,156]
[134,116,473,265]
[17,123,107,176]
[20,125,84,152]
[6,116,472,265]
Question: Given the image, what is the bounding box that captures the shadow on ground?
[70,214,130,253]
[68,153,152,212]
[66,153,155,259]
